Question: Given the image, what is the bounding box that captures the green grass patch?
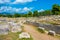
[55,34,60,39]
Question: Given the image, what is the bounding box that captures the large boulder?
[38,27,45,33]
[48,30,56,36]
[19,32,30,38]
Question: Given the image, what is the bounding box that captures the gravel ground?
[23,24,60,40]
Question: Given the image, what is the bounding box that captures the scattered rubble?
[0,18,22,35]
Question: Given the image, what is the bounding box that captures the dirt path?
[23,24,60,40]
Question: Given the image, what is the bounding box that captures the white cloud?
[0,6,33,13]
[0,6,13,13]
[38,9,45,12]
[0,0,11,3]
[13,0,37,4]
[0,0,37,4]
[22,7,32,12]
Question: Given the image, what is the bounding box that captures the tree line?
[0,4,60,17]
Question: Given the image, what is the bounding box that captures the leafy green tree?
[39,10,52,16]
[22,14,27,17]
[0,14,3,17]
[52,4,60,15]
[33,10,39,17]
[27,11,33,17]
[13,13,21,17]
[6,14,13,17]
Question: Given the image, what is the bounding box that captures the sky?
[0,0,60,13]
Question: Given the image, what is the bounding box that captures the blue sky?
[0,0,60,13]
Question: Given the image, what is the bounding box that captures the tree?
[33,10,39,17]
[0,14,3,17]
[13,13,21,17]
[52,4,60,15]
[39,10,52,16]
[22,14,27,17]
[6,14,13,17]
[27,11,33,17]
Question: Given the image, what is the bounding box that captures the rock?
[38,27,45,30]
[11,26,22,33]
[38,27,45,33]
[0,25,9,35]
[19,32,30,38]
[48,30,56,36]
